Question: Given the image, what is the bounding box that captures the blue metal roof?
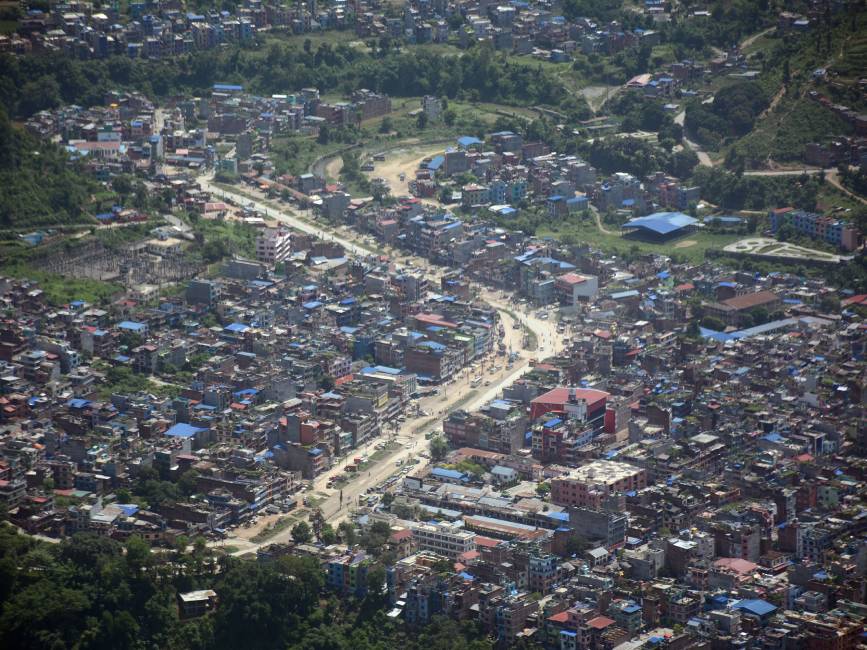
[431,467,468,481]
[165,423,205,438]
[426,155,445,170]
[363,365,402,375]
[458,136,483,147]
[118,320,147,332]
[732,599,776,617]
[622,211,698,235]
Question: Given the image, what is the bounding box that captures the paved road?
[743,167,828,177]
[203,177,565,554]
[200,175,373,257]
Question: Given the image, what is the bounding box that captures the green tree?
[319,523,338,545]
[430,434,449,461]
[112,174,134,202]
[366,564,386,599]
[338,521,357,546]
[124,535,152,578]
[819,294,840,313]
[565,534,589,557]
[317,124,331,145]
[701,316,726,331]
[292,520,312,544]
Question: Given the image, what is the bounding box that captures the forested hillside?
[0,43,578,120]
[0,526,494,650]
[0,107,96,228]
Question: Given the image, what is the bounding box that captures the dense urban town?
[0,0,866,649]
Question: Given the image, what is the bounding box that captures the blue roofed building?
[430,467,470,485]
[117,320,148,335]
[731,598,777,623]
[622,211,698,240]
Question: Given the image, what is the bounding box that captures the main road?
[199,174,565,555]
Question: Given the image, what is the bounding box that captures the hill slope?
[0,107,96,229]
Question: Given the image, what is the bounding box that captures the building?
[621,211,698,241]
[410,520,476,558]
[551,460,647,508]
[769,208,861,251]
[462,184,489,208]
[255,228,292,264]
[404,341,462,383]
[555,273,599,307]
[178,590,218,618]
[529,387,610,423]
[327,552,371,597]
[703,290,782,327]
[443,405,527,455]
[186,279,221,307]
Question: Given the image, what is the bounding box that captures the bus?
[470,376,483,388]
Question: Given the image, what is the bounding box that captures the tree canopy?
[0,524,495,650]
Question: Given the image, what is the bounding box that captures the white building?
[410,520,476,558]
[255,227,291,264]
[555,272,599,307]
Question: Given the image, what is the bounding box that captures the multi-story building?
[404,341,462,383]
[255,227,292,264]
[443,403,527,455]
[769,207,861,251]
[410,520,476,558]
[551,460,647,508]
[326,552,371,598]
